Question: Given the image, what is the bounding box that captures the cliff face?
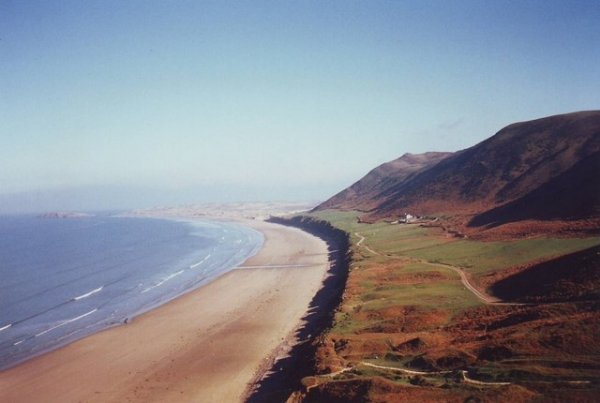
[316,111,600,230]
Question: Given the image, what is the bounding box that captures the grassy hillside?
[316,111,600,237]
[318,152,453,211]
[293,210,600,402]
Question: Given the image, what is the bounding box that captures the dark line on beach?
[245,216,351,403]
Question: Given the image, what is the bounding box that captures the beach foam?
[0,215,263,370]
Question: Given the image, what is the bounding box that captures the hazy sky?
[1,1,599,209]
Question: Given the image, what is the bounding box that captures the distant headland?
[38,212,93,219]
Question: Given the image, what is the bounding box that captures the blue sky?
[1,1,599,210]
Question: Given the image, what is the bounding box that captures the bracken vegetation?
[287,210,600,402]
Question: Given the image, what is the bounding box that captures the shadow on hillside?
[469,152,600,228]
[490,245,600,303]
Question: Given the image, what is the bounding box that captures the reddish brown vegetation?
[318,152,453,212]
[315,111,600,237]
[298,112,600,401]
[301,376,538,403]
[304,246,600,402]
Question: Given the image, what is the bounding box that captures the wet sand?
[0,219,329,402]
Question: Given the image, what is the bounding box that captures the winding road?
[416,259,500,304]
[339,231,589,389]
[354,232,511,305]
[355,232,381,256]
[311,361,511,388]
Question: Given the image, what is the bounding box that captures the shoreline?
[0,218,330,402]
[246,216,351,401]
[0,215,264,372]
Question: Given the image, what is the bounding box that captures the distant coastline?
[37,211,93,219]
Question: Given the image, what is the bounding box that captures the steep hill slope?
[317,111,600,232]
[470,150,600,227]
[490,244,600,302]
[317,152,453,211]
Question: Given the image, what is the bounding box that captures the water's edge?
[246,216,351,402]
[0,215,264,371]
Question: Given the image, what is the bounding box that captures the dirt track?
[353,232,522,305]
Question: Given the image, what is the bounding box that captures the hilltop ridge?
[318,152,453,212]
[316,111,600,236]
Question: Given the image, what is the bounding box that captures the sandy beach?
[0,219,330,402]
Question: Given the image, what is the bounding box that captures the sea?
[0,213,263,370]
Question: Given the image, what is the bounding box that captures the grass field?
[310,210,600,277]
[302,209,600,400]
[403,237,600,276]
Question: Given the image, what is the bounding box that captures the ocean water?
[0,214,263,370]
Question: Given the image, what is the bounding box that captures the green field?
[309,210,600,277]
[403,237,600,275]
[305,210,600,397]
[307,209,600,335]
[359,280,481,312]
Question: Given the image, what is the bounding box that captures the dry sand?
[0,219,329,402]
